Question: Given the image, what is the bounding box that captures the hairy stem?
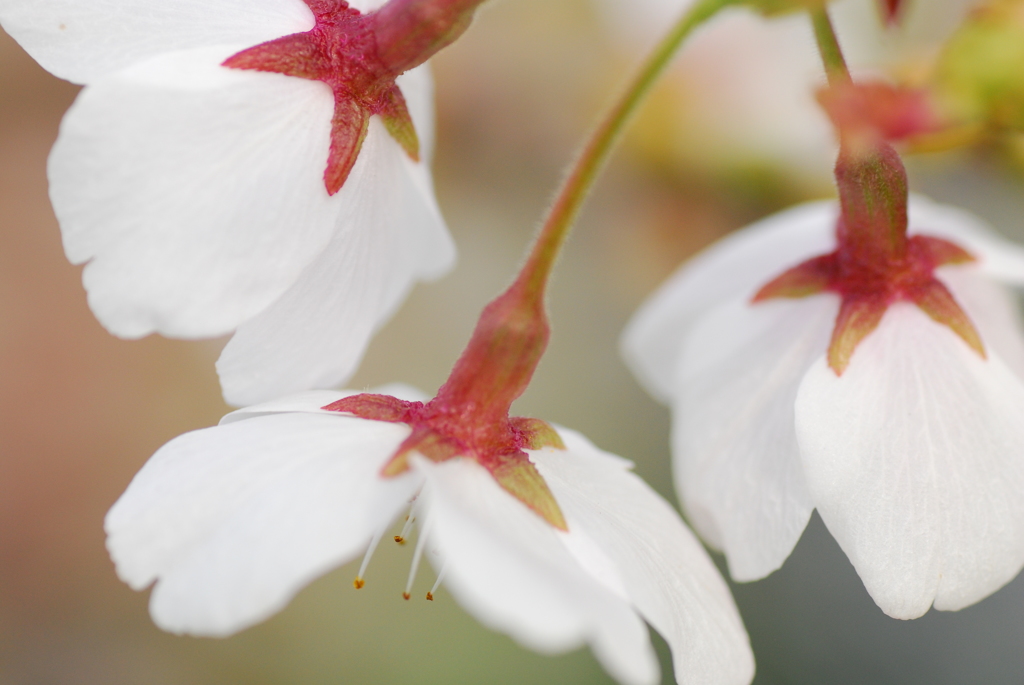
[513,0,737,301]
[810,6,851,86]
[434,0,735,417]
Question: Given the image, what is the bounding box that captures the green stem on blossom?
[431,0,737,421]
[513,0,738,301]
[810,6,851,86]
[336,0,741,524]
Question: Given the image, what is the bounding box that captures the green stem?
[513,0,737,299]
[810,6,851,86]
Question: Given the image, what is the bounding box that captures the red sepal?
[828,297,887,374]
[911,279,985,359]
[753,254,834,301]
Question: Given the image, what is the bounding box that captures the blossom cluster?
[4,0,1024,683]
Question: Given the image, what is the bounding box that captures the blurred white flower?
[592,0,981,182]
[830,0,982,71]
[106,386,754,685]
[0,0,455,405]
[622,195,1024,618]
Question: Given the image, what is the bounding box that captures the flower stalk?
[373,0,482,72]
[810,6,850,87]
[403,0,743,421]
[519,0,740,302]
[328,0,735,524]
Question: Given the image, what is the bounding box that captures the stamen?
[353,525,387,589]
[395,513,416,545]
[403,516,431,601]
[426,562,447,601]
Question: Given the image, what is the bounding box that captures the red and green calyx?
[324,271,569,530]
[754,118,983,375]
[223,0,482,194]
[755,8,983,375]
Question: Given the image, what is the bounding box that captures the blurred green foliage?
[935,0,1024,130]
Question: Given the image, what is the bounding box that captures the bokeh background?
[4,0,1024,683]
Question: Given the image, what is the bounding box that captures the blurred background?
[4,0,1024,683]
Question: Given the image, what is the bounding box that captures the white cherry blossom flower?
[105,386,755,685]
[0,0,458,405]
[592,0,982,181]
[622,194,1024,619]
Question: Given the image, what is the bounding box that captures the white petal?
[674,295,835,581]
[418,458,659,685]
[220,383,430,424]
[0,0,313,84]
[622,200,836,402]
[907,194,1024,285]
[831,0,980,70]
[106,413,417,636]
[216,109,454,406]
[534,429,754,685]
[796,303,1024,618]
[349,0,390,12]
[220,390,356,424]
[50,47,345,340]
[623,195,1024,404]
